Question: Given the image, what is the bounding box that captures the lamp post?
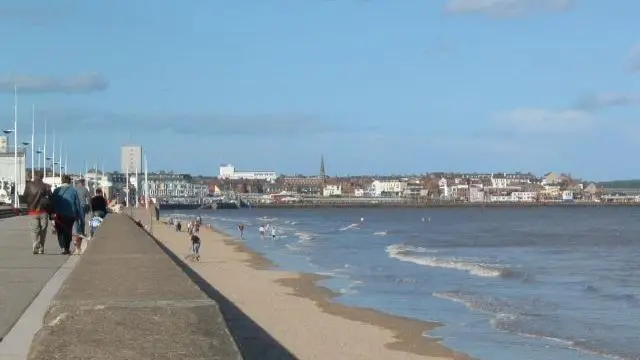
[31,104,35,181]
[43,118,47,177]
[46,156,52,180]
[144,154,149,209]
[21,142,29,183]
[51,131,56,179]
[36,148,42,171]
[58,142,62,176]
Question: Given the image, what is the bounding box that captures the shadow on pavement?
[150,231,299,360]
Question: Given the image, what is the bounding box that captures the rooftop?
[0,150,26,157]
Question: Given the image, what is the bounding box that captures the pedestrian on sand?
[52,175,83,255]
[22,171,53,254]
[238,223,245,239]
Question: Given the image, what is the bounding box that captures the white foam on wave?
[285,243,302,252]
[256,216,278,222]
[386,243,438,254]
[339,223,360,231]
[386,244,507,278]
[339,280,363,295]
[434,291,626,360]
[373,231,387,236]
[294,231,314,242]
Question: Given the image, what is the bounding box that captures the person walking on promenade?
[75,179,91,236]
[52,175,83,255]
[90,188,108,218]
[22,171,53,254]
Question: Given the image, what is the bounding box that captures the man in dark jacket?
[53,175,83,255]
[22,171,52,254]
[90,188,108,218]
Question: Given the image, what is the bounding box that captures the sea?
[163,207,640,360]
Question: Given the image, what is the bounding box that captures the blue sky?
[0,0,639,180]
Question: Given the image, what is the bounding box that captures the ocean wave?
[339,280,362,295]
[386,243,437,254]
[373,231,387,236]
[285,243,302,252]
[339,223,360,231]
[583,285,640,307]
[492,313,631,360]
[386,244,510,278]
[435,291,630,360]
[294,231,314,242]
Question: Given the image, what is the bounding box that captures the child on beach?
[238,223,245,239]
[271,227,277,240]
[189,233,201,261]
[259,225,265,238]
[89,215,103,237]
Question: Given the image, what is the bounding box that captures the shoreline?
[250,201,634,209]
[155,217,469,360]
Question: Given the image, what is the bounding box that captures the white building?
[438,178,452,198]
[370,180,407,197]
[490,173,535,188]
[121,145,142,174]
[562,190,574,201]
[490,176,509,189]
[323,184,342,197]
[219,164,277,182]
[0,136,7,153]
[0,149,27,198]
[142,174,208,198]
[490,191,537,202]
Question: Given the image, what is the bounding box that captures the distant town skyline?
[0,1,639,180]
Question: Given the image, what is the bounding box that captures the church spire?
[320,155,326,182]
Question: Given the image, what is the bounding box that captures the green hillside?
[598,179,640,189]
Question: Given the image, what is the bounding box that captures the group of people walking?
[22,171,109,255]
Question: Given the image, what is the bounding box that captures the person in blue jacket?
[52,175,83,255]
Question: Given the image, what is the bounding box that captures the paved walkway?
[0,216,69,341]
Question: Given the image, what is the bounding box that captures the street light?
[21,142,29,183]
[36,148,42,172]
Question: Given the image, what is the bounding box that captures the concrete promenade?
[0,215,69,342]
[26,213,242,360]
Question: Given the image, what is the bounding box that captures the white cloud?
[627,43,640,73]
[444,0,572,18]
[493,108,592,132]
[0,73,108,94]
[575,92,640,110]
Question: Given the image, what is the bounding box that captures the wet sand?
[154,220,469,360]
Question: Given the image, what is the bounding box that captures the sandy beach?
[151,219,468,360]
